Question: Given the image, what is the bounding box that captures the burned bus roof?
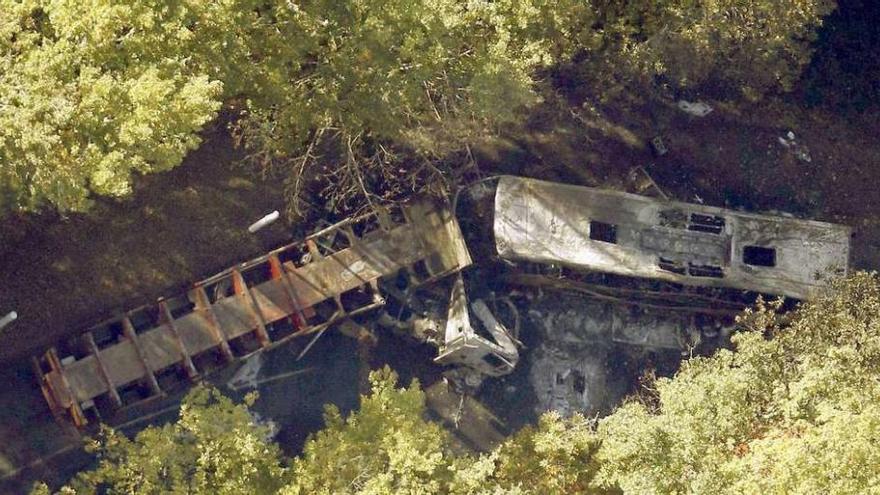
[493,176,851,300]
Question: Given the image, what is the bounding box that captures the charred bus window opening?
[688,213,725,234]
[589,221,618,244]
[743,245,776,267]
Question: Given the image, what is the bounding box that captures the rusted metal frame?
[401,205,440,285]
[305,211,373,241]
[289,300,384,339]
[332,295,346,317]
[367,279,384,305]
[121,315,162,396]
[296,326,329,360]
[83,332,123,408]
[507,274,742,316]
[232,268,271,348]
[159,300,198,379]
[269,254,309,330]
[197,213,375,287]
[253,298,386,357]
[295,293,378,361]
[199,204,411,320]
[193,285,235,361]
[31,356,64,422]
[305,238,322,260]
[45,348,87,426]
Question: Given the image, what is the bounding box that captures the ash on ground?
[525,290,733,418]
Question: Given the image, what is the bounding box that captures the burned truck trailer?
[32,200,474,427]
[31,176,852,428]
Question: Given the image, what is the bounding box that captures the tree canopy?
[34,386,286,495]
[603,0,837,99]
[596,272,880,493]
[0,1,226,211]
[2,0,837,213]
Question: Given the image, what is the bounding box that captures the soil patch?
[0,124,294,363]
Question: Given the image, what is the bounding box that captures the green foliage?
[608,0,838,99]
[451,412,608,495]
[1,0,839,213]
[40,274,880,494]
[1,0,585,214]
[233,0,590,214]
[595,273,880,494]
[282,366,452,495]
[0,0,229,212]
[54,386,286,495]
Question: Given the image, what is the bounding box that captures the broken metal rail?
[32,199,471,428]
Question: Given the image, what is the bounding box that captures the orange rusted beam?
[47,348,87,427]
[193,285,234,361]
[32,356,64,422]
[305,238,322,260]
[84,332,122,408]
[232,269,270,348]
[159,300,198,379]
[121,315,162,396]
[269,254,308,330]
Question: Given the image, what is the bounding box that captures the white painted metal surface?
[493,176,851,300]
[0,311,16,331]
[248,210,280,233]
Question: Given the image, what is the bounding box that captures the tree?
[282,366,453,494]
[2,1,839,214]
[595,272,880,494]
[284,366,608,495]
[604,0,838,99]
[450,412,609,495]
[1,0,586,214]
[233,0,593,215]
[37,386,286,495]
[40,274,880,494]
[0,1,230,212]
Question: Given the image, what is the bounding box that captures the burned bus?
[487,175,851,300]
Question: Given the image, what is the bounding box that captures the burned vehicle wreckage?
[33,176,851,427]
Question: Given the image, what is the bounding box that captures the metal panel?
[494,176,850,300]
[138,325,185,372]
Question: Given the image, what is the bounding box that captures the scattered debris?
[777,131,812,163]
[650,136,668,156]
[0,311,16,331]
[248,210,280,233]
[31,176,853,429]
[676,100,713,117]
[227,352,264,391]
[526,291,732,416]
[434,275,519,377]
[530,344,609,417]
[249,411,280,441]
[626,165,670,200]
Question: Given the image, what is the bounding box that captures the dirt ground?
[0,123,296,363]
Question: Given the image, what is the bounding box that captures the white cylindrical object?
[248,210,280,233]
[0,311,17,330]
